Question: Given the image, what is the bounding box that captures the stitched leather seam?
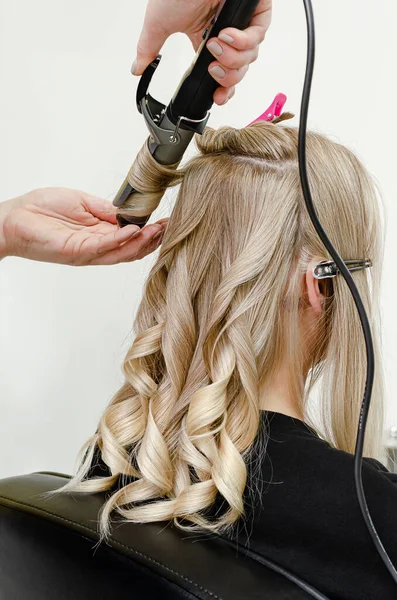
[0,494,221,600]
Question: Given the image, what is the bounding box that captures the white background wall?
[0,0,396,479]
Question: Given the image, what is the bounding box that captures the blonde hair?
[58,121,386,539]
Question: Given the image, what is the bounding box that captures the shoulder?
[262,423,397,500]
[249,424,397,547]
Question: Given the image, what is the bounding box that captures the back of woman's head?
[64,120,385,538]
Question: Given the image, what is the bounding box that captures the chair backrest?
[0,471,328,599]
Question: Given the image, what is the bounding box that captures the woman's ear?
[305,260,325,317]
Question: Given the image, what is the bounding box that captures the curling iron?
[113,0,397,592]
[113,0,261,226]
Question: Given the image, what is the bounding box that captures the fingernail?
[144,223,161,236]
[222,88,235,105]
[207,41,223,56]
[209,65,226,79]
[153,230,164,242]
[131,229,142,238]
[218,33,234,44]
[131,59,138,75]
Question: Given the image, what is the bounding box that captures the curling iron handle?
[168,0,261,125]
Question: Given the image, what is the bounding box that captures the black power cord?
[299,0,397,585]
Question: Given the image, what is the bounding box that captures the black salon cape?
[87,411,397,599]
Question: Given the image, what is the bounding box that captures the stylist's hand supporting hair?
[0,189,167,265]
[133,0,272,106]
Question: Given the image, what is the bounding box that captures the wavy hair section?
[55,121,386,539]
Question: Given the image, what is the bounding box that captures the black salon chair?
[0,472,326,599]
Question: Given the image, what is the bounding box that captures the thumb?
[132,26,168,76]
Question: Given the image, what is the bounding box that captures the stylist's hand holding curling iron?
[0,189,167,266]
[133,0,272,106]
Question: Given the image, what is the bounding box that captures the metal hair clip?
[313,259,372,279]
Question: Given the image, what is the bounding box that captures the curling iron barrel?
[113,0,261,227]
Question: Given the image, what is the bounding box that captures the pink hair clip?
[247,93,287,126]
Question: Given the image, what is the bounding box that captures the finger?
[132,24,167,76]
[218,0,272,51]
[98,228,164,266]
[132,230,165,261]
[94,224,142,256]
[207,38,259,70]
[138,218,168,235]
[208,63,249,89]
[152,218,169,229]
[89,223,163,266]
[218,24,266,51]
[213,85,236,106]
[82,195,118,225]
